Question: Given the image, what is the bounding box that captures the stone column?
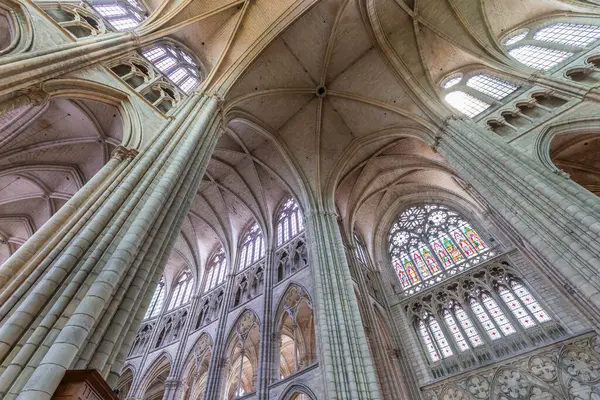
[342,237,417,400]
[437,117,600,325]
[0,94,222,400]
[0,86,49,117]
[305,210,381,400]
[256,247,275,399]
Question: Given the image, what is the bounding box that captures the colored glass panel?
[512,281,551,323]
[422,248,441,274]
[442,236,463,263]
[452,229,475,257]
[455,307,483,347]
[404,258,420,284]
[412,251,431,279]
[393,259,411,289]
[463,225,486,252]
[444,310,469,352]
[433,241,453,268]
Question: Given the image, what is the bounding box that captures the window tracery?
[353,231,369,267]
[204,246,227,292]
[144,277,165,319]
[239,222,265,270]
[503,23,600,70]
[407,261,564,378]
[275,237,308,283]
[276,197,304,247]
[388,204,495,295]
[44,5,107,38]
[142,43,201,94]
[168,270,194,310]
[87,0,146,31]
[441,73,519,118]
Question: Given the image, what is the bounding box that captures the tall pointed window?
[87,0,146,31]
[168,270,194,310]
[441,73,519,118]
[144,277,165,319]
[239,222,265,270]
[204,247,227,292]
[388,204,493,295]
[504,22,600,70]
[353,231,369,266]
[142,43,201,94]
[276,197,304,246]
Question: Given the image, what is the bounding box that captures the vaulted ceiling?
[3,0,600,281]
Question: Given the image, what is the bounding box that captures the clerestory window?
[276,197,304,246]
[142,43,201,94]
[204,246,227,292]
[239,222,265,270]
[504,22,600,70]
[168,270,194,310]
[441,73,519,118]
[144,277,165,319]
[388,204,494,295]
[87,0,146,31]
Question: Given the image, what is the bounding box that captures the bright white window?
[534,23,600,47]
[511,281,551,323]
[276,197,304,246]
[442,75,462,89]
[443,310,469,352]
[504,31,527,45]
[419,320,440,362]
[445,91,490,117]
[239,222,265,269]
[88,0,145,31]
[109,17,138,31]
[142,43,202,94]
[509,46,572,71]
[204,247,227,292]
[94,5,127,17]
[168,271,194,310]
[144,277,165,319]
[466,74,518,100]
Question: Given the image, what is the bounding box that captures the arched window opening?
[239,222,265,270]
[389,204,493,295]
[277,285,317,380]
[223,311,260,400]
[168,270,194,310]
[204,246,227,292]
[144,277,165,319]
[180,334,212,400]
[142,43,201,94]
[353,231,369,266]
[87,0,146,31]
[44,6,106,38]
[276,197,304,246]
[441,73,519,118]
[408,264,563,378]
[504,22,600,71]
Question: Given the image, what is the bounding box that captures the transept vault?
[0,0,600,399]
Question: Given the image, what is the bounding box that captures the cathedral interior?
[1,0,600,399]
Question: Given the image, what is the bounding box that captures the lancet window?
[144,277,165,319]
[87,0,146,31]
[204,246,227,292]
[168,270,194,310]
[504,22,600,70]
[353,231,369,266]
[408,262,563,378]
[142,43,201,94]
[238,222,265,270]
[441,72,519,117]
[388,204,494,295]
[276,197,304,246]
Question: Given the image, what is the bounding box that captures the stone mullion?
[256,247,275,399]
[306,211,381,400]
[438,120,600,321]
[203,273,237,400]
[6,95,218,400]
[85,116,222,374]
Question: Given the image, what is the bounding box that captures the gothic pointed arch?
[280,383,318,400]
[222,309,260,399]
[275,196,304,247]
[274,283,316,379]
[179,332,213,400]
[138,352,171,400]
[115,366,134,399]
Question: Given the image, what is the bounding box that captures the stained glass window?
[142,43,201,94]
[276,197,304,246]
[444,310,469,352]
[470,297,502,340]
[388,204,490,294]
[419,320,440,362]
[503,22,600,70]
[239,222,265,269]
[481,293,516,336]
[429,318,453,359]
[511,281,551,323]
[144,277,165,319]
[204,247,227,292]
[454,306,483,347]
[168,271,194,310]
